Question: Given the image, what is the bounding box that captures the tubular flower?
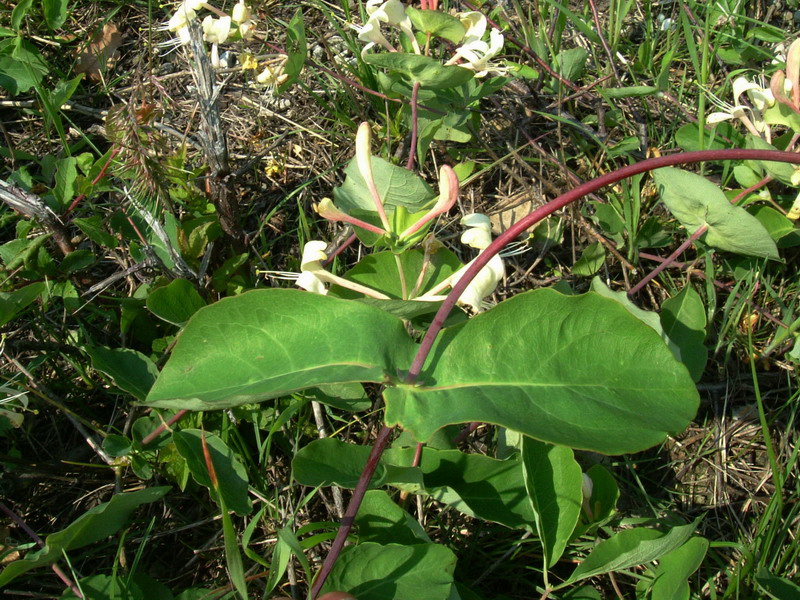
[447,29,506,77]
[232,0,257,39]
[366,0,420,54]
[295,241,329,295]
[355,19,396,59]
[160,0,206,49]
[457,11,487,44]
[415,214,505,313]
[256,56,289,89]
[202,15,232,44]
[398,165,459,240]
[450,213,505,312]
[706,76,771,138]
[314,198,388,236]
[356,122,392,231]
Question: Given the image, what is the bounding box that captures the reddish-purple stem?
[310,424,394,598]
[628,225,708,296]
[638,252,789,330]
[629,174,773,296]
[141,409,187,447]
[406,82,421,171]
[311,148,800,596]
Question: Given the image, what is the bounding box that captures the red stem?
[310,425,394,598]
[141,409,187,447]
[65,147,119,215]
[629,174,773,296]
[628,225,708,296]
[0,501,84,598]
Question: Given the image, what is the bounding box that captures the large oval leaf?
[145,289,417,410]
[384,289,699,454]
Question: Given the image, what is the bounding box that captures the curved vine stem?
[310,148,800,597]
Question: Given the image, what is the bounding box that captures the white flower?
[232,0,251,24]
[457,11,487,43]
[415,213,504,313]
[202,15,232,44]
[296,241,329,295]
[447,29,505,77]
[581,473,594,500]
[354,19,395,59]
[456,253,504,312]
[706,76,771,138]
[366,0,419,53]
[256,57,289,89]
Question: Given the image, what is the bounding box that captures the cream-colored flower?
[366,0,419,53]
[415,213,504,313]
[706,76,771,138]
[232,0,251,24]
[202,15,232,44]
[355,19,395,58]
[295,241,329,295]
[447,29,505,77]
[457,11,487,43]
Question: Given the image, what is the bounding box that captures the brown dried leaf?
[75,23,123,81]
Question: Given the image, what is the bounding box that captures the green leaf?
[384,289,699,454]
[406,8,465,42]
[103,434,132,458]
[653,167,779,259]
[412,448,535,529]
[335,156,435,214]
[364,53,474,89]
[308,383,371,412]
[755,568,800,599]
[322,542,457,600]
[144,289,417,410]
[600,85,658,99]
[74,215,118,248]
[660,286,708,382]
[555,47,588,81]
[293,437,392,489]
[745,136,798,186]
[0,282,44,327]
[521,437,583,568]
[53,156,78,209]
[572,241,605,275]
[332,248,462,299]
[294,440,534,529]
[749,205,800,247]
[650,537,708,600]
[60,574,145,600]
[277,8,306,94]
[568,522,697,582]
[356,490,431,545]
[42,0,68,29]
[146,279,207,326]
[0,37,49,95]
[11,0,33,30]
[173,429,252,516]
[85,346,159,401]
[0,487,169,587]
